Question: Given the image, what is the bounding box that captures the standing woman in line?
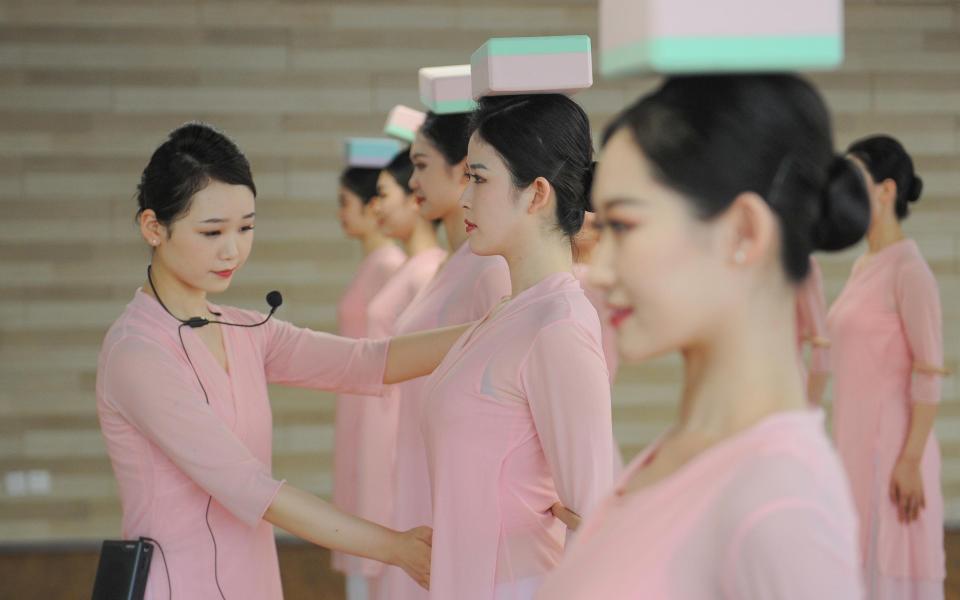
[830,135,946,599]
[349,150,447,595]
[375,111,512,600]
[573,212,620,383]
[537,75,869,599]
[331,164,405,598]
[795,256,831,405]
[96,123,470,599]
[420,94,615,600]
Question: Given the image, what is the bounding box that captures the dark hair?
[603,75,869,283]
[339,167,380,205]
[136,123,256,228]
[847,135,923,221]
[470,94,595,238]
[383,150,414,194]
[420,111,470,165]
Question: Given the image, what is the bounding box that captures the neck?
[441,204,469,252]
[574,245,594,265]
[143,260,211,320]
[675,286,807,441]
[361,230,392,256]
[403,219,441,256]
[867,217,905,254]
[504,231,573,296]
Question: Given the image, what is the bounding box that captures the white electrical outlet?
[27,469,52,495]
[4,471,28,497]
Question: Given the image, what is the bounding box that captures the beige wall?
[0,0,958,542]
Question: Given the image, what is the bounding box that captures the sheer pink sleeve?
[262,318,389,395]
[102,335,283,527]
[521,321,614,520]
[724,499,862,599]
[895,259,944,404]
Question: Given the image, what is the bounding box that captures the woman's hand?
[890,457,925,523]
[388,526,433,589]
[550,502,582,531]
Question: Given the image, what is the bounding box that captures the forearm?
[383,323,472,384]
[263,483,397,565]
[899,403,938,462]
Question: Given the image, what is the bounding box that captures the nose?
[408,171,419,192]
[220,232,240,262]
[460,182,473,211]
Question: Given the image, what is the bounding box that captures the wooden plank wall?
[0,0,958,542]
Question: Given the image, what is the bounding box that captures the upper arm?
[895,261,944,404]
[521,322,614,518]
[724,500,862,599]
[262,317,389,395]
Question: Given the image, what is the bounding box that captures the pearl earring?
[734,249,746,264]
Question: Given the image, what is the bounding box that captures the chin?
[466,235,495,256]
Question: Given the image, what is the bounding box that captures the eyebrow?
[411,152,428,159]
[199,212,256,224]
[601,197,648,210]
[468,163,488,171]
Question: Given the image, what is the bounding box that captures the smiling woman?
[95,122,476,600]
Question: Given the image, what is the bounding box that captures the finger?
[889,482,899,505]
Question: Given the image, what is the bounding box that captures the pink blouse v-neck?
[374,243,512,600]
[97,290,389,600]
[537,410,863,599]
[332,244,405,576]
[421,272,615,599]
[828,238,945,596]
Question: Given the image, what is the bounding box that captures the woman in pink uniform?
[375,111,512,600]
[331,164,405,596]
[573,211,620,382]
[421,94,615,599]
[830,135,946,599]
[349,150,446,589]
[538,75,870,599]
[97,123,470,600]
[796,256,831,405]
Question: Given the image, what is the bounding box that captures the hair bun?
[811,156,871,252]
[908,175,923,202]
[582,161,597,211]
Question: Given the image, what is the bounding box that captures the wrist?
[898,453,922,465]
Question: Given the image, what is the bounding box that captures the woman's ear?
[723,191,777,268]
[527,176,553,216]
[139,209,166,246]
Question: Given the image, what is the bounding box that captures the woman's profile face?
[374,170,419,241]
[409,130,467,222]
[589,129,738,362]
[152,179,256,295]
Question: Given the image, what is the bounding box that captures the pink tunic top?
[421,272,615,599]
[333,244,405,576]
[374,243,511,600]
[573,263,620,382]
[537,410,863,600]
[827,238,945,592]
[348,246,447,577]
[97,290,389,600]
[796,256,830,385]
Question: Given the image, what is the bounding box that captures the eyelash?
[203,225,255,238]
[594,219,634,234]
[414,163,427,171]
[466,173,485,184]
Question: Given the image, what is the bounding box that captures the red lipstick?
[464,219,477,233]
[609,306,633,328]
